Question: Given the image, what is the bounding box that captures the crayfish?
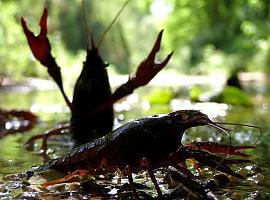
[0,80,38,137]
[21,6,172,149]
[20,5,260,199]
[0,108,37,137]
[32,110,257,199]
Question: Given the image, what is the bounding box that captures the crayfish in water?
[0,80,38,137]
[0,109,38,138]
[31,110,258,199]
[19,5,260,199]
[21,6,173,149]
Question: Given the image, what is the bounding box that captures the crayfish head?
[168,110,231,142]
[168,110,227,130]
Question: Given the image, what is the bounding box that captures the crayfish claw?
[21,7,50,63]
[190,141,255,157]
[223,159,254,165]
[146,30,163,61]
[147,30,173,71]
[107,30,172,108]
[21,8,72,110]
[133,30,173,87]
[172,146,250,179]
[153,51,173,74]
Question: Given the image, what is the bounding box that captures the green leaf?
[211,86,253,106]
[145,88,174,105]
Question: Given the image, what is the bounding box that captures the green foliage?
[145,87,174,105]
[146,104,171,115]
[165,0,270,73]
[189,86,202,102]
[1,0,270,81]
[0,1,42,79]
[211,86,253,106]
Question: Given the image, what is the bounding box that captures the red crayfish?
[33,110,257,199]
[20,5,260,199]
[21,6,172,149]
[0,109,37,137]
[0,80,38,137]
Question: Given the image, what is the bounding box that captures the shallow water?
[0,83,270,199]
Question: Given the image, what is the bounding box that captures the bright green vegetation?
[211,86,253,106]
[1,0,270,82]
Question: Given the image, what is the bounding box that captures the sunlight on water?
[0,85,270,199]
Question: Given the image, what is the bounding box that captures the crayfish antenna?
[90,36,96,49]
[207,122,232,146]
[81,0,92,50]
[206,122,233,173]
[81,0,129,49]
[206,121,260,176]
[214,122,262,145]
[97,0,130,48]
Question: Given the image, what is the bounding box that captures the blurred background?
[1,0,270,119]
[1,0,270,82]
[0,1,270,198]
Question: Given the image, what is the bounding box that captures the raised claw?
[21,7,50,62]
[111,30,172,100]
[189,141,255,157]
[133,30,173,87]
[21,7,72,110]
[92,30,173,115]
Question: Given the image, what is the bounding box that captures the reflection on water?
[0,84,270,198]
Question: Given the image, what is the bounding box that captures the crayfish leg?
[140,158,163,198]
[25,123,71,153]
[123,165,140,199]
[41,170,89,188]
[172,162,196,178]
[166,167,213,199]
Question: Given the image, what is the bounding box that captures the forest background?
[1,0,270,85]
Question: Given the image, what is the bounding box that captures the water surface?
[0,82,269,199]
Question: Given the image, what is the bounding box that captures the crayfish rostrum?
[34,110,256,199]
